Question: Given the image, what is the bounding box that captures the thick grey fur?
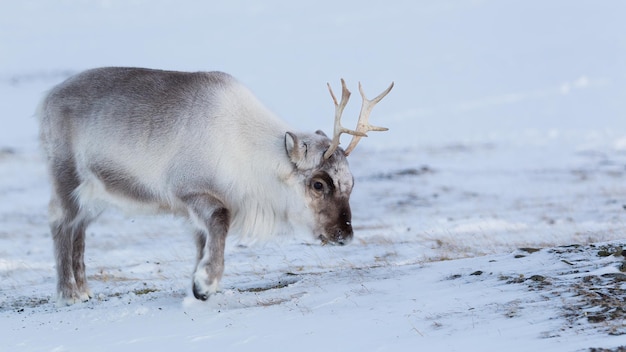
[38,67,355,305]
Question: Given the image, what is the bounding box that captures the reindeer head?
[285,79,394,245]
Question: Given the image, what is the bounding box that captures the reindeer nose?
[335,222,353,245]
[337,237,351,246]
[337,235,353,246]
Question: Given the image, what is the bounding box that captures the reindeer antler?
[324,79,394,159]
[323,79,367,159]
[343,81,394,156]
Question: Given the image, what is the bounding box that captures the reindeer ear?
[315,130,328,138]
[285,132,306,164]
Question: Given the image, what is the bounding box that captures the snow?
[2,0,626,351]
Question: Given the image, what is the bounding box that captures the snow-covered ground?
[1,1,626,351]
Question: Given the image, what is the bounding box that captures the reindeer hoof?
[192,279,219,301]
[192,270,220,301]
[56,291,91,307]
[192,282,211,301]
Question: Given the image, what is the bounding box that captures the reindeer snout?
[319,220,354,246]
[331,218,353,246]
[336,208,354,245]
[335,227,353,246]
[317,202,354,245]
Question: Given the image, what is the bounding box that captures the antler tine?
[343,81,394,156]
[324,79,367,159]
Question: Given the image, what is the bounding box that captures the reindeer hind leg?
[71,219,93,301]
[49,157,93,305]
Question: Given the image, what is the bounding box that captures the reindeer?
[38,67,393,305]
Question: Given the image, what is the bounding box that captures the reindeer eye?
[310,173,334,194]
